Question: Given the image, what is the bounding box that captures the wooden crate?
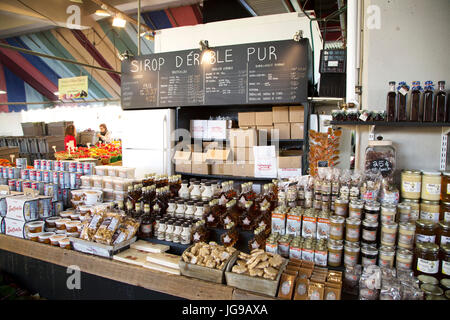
[225,254,288,297]
[178,245,239,284]
[69,236,137,259]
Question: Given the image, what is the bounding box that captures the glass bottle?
[126,185,135,211]
[157,218,166,240]
[139,204,153,238]
[240,201,255,231]
[386,81,396,122]
[422,81,435,122]
[205,199,220,228]
[181,223,192,245]
[256,204,272,234]
[185,201,195,219]
[190,181,202,201]
[221,222,239,247]
[175,200,185,218]
[126,200,134,217]
[435,81,447,122]
[134,202,143,219]
[167,199,176,216]
[201,182,213,202]
[226,181,237,200]
[191,220,209,243]
[178,180,190,199]
[194,202,204,220]
[396,81,409,121]
[248,226,266,251]
[246,182,257,201]
[410,81,422,121]
[219,199,237,227]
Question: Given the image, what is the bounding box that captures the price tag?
[328,61,338,67]
[368,159,393,177]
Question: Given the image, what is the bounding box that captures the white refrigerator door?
[121,109,175,177]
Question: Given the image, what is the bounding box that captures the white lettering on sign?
[67,265,81,290]
[247,46,277,62]
[130,58,166,72]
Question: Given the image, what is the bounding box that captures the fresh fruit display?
[54,141,122,163]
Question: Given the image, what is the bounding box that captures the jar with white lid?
[396,249,413,270]
[421,171,441,201]
[381,203,397,223]
[381,221,398,246]
[397,202,412,222]
[401,170,422,199]
[364,139,396,179]
[398,222,416,249]
[420,200,440,222]
[349,200,364,219]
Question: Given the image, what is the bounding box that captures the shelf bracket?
[368,125,375,141]
[441,127,449,171]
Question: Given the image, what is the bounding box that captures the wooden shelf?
[0,234,277,300]
[329,121,450,127]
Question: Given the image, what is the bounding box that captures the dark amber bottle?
[205,199,220,228]
[221,222,239,248]
[435,81,447,122]
[248,226,267,251]
[220,199,240,227]
[422,81,435,122]
[240,201,256,231]
[386,81,396,122]
[410,81,422,121]
[396,81,409,121]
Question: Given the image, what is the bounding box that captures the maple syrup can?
[22,181,32,190]
[61,161,70,171]
[52,171,59,184]
[62,188,69,206]
[15,180,23,192]
[34,159,41,170]
[76,162,84,173]
[54,160,61,172]
[20,169,29,180]
[8,179,16,191]
[40,160,47,170]
[46,160,54,171]
[83,162,94,175]
[63,171,71,189]
[8,167,20,179]
[29,169,37,181]
[1,167,7,179]
[36,170,43,182]
[42,170,50,183]
[69,162,77,173]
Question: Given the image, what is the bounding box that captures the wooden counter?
[0,235,275,300]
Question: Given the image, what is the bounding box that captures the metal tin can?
[62,188,69,206]
[1,167,7,179]
[63,171,71,189]
[44,160,51,171]
[69,162,77,173]
[39,198,51,218]
[76,162,84,173]
[20,169,29,180]
[52,171,59,184]
[57,187,63,202]
[16,158,27,169]
[53,185,59,202]
[8,179,16,191]
[58,171,64,187]
[22,180,31,189]
[29,170,37,181]
[36,170,42,182]
[34,159,41,170]
[54,161,61,172]
[15,179,23,192]
[83,162,94,175]
[37,182,45,195]
[69,172,77,189]
[41,160,47,171]
[7,167,15,179]
[42,170,50,183]
[61,161,70,172]
[75,173,82,189]
[31,181,38,190]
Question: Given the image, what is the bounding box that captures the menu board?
[121,39,311,109]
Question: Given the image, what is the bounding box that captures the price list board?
[121,39,311,109]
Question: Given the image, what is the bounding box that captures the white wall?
[357,0,450,172]
[154,12,323,84]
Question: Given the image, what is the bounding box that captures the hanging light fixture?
[0,90,6,94]
[117,50,134,61]
[140,31,153,41]
[199,40,213,64]
[112,14,126,28]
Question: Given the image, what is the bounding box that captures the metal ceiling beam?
[0,42,121,75]
[237,0,257,16]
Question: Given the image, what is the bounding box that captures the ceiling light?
[140,31,153,41]
[112,16,126,28]
[117,50,134,61]
[199,40,213,64]
[54,91,59,96]
[0,90,6,94]
[95,9,110,17]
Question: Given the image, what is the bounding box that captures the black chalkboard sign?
[368,158,393,177]
[318,160,329,168]
[121,39,312,109]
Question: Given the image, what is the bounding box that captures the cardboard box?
[205,149,232,163]
[278,152,302,169]
[191,152,210,175]
[223,163,234,176]
[211,164,224,175]
[274,123,290,139]
[233,147,254,162]
[2,217,33,239]
[238,112,256,127]
[232,162,255,177]
[257,126,273,142]
[173,150,191,173]
[273,106,289,123]
[190,120,208,139]
[255,111,273,126]
[229,128,257,148]
[289,106,305,122]
[290,123,304,139]
[207,120,229,140]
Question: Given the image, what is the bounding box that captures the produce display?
[54,141,122,164]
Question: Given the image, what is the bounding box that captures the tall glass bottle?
[248,226,266,251]
[435,81,447,122]
[396,81,409,121]
[221,222,238,248]
[410,81,422,121]
[386,81,396,122]
[139,204,153,238]
[422,81,435,122]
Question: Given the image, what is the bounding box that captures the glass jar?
[381,221,398,246]
[184,201,195,219]
[381,203,396,223]
[201,183,213,202]
[378,246,395,268]
[175,200,186,218]
[421,171,441,201]
[441,172,450,202]
[361,219,378,246]
[345,217,361,242]
[397,203,412,222]
[413,242,440,277]
[441,244,450,278]
[289,239,302,260]
[181,223,191,245]
[421,284,444,299]
[328,239,344,267]
[418,274,439,286]
[401,170,422,200]
[438,221,450,246]
[398,222,416,249]
[349,200,364,219]
[439,202,450,222]
[316,211,330,240]
[157,219,166,240]
[334,198,349,217]
[167,199,176,216]
[364,139,396,179]
[361,245,378,267]
[396,249,413,270]
[344,242,360,267]
[172,223,182,243]
[279,235,292,258]
[420,200,441,223]
[415,220,438,244]
[178,181,190,199]
[329,215,345,241]
[364,201,380,222]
